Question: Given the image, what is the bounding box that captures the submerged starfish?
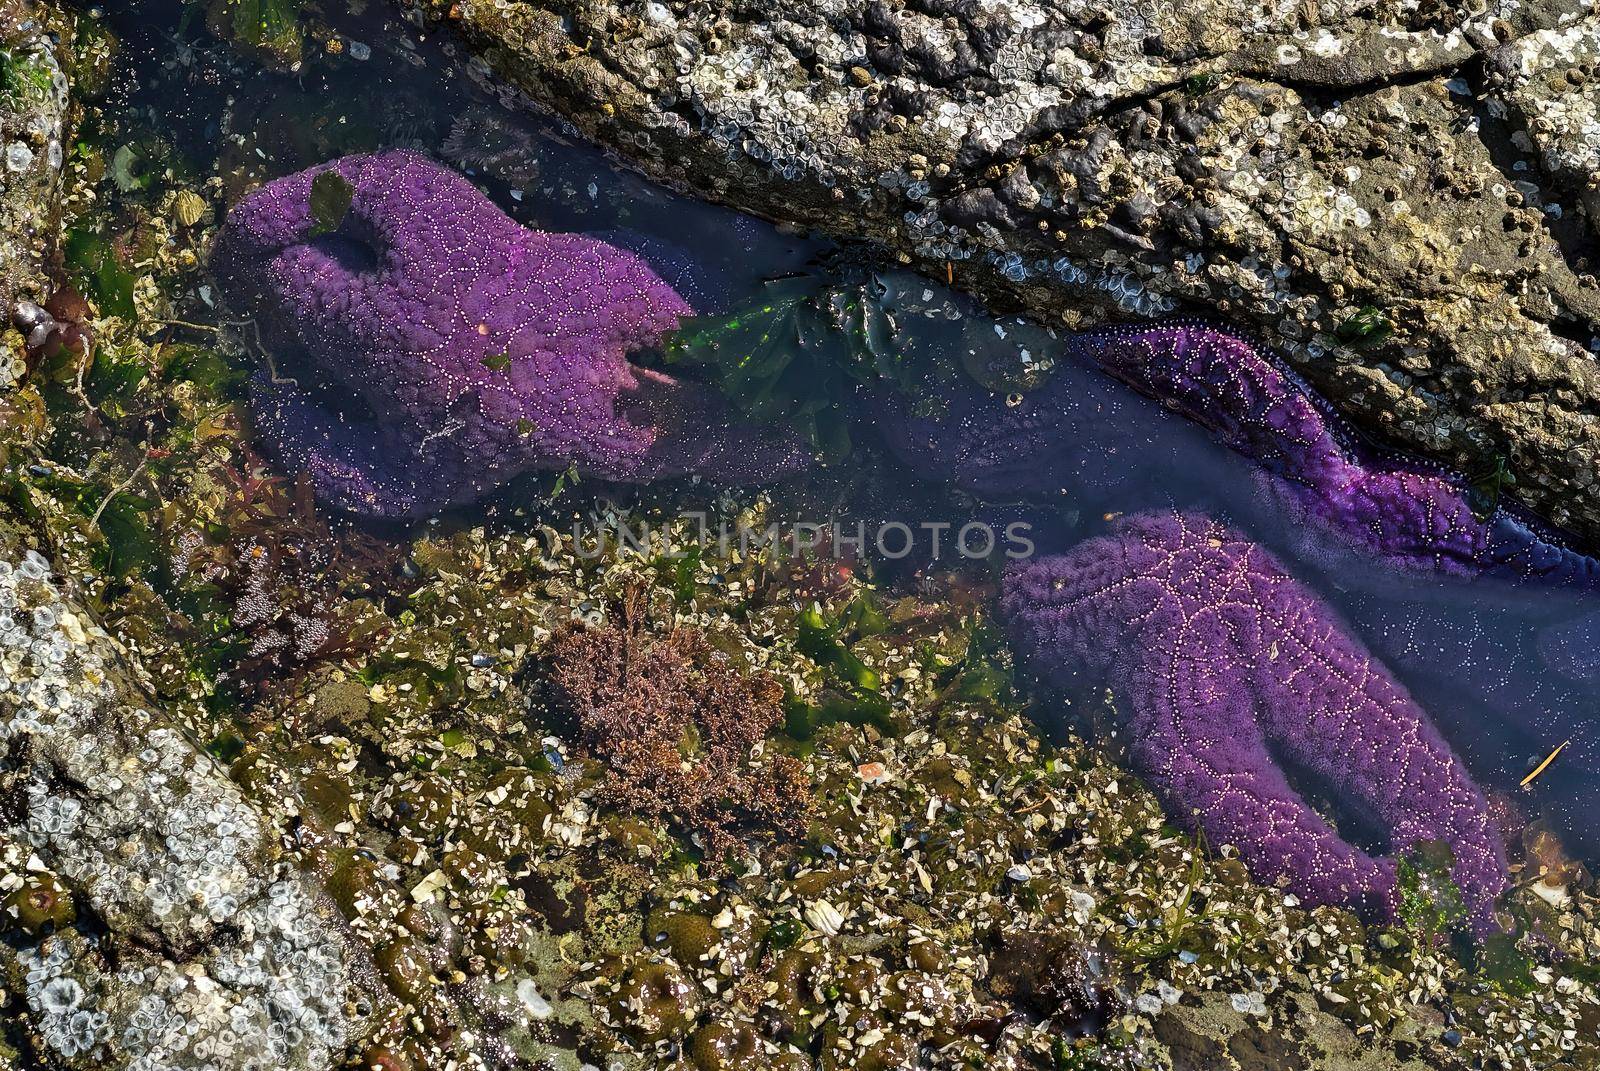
[217,153,1541,918]
[212,150,806,518]
[884,322,1600,587]
[1003,511,1509,921]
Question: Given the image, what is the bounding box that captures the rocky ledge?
[396,0,1600,544]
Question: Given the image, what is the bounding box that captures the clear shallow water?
[105,3,1600,858]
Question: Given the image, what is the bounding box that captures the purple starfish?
[1003,511,1509,922]
[883,322,1600,587]
[212,150,806,518]
[211,154,1539,920]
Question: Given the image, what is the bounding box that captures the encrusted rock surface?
[1154,991,1435,1071]
[0,514,361,1070]
[395,0,1600,543]
[0,0,69,315]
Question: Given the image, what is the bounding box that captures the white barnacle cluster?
[1027,251,1178,317]
[1492,20,1600,186]
[679,33,847,185]
[902,200,974,263]
[0,13,69,305]
[0,549,355,1070]
[19,944,112,1058]
[1089,266,1177,317]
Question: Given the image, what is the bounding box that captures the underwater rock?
[0,522,361,1069]
[396,0,1600,547]
[211,149,806,518]
[883,320,1600,587]
[1002,511,1508,921]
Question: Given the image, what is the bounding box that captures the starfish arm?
[1003,512,1507,922]
[248,374,473,520]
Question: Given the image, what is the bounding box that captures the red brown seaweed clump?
[542,591,809,862]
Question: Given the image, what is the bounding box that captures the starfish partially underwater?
[214,151,1600,920]
[1004,511,1509,921]
[211,149,807,519]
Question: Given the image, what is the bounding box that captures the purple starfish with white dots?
[884,322,1600,587]
[1003,511,1509,922]
[212,150,806,518]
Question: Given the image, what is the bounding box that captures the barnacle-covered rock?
[394,0,1600,547]
[1486,15,1600,239]
[0,518,363,1070]
[0,0,71,326]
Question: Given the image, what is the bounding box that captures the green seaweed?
[835,589,889,638]
[62,227,137,320]
[206,732,248,763]
[1334,305,1393,348]
[85,348,152,416]
[1122,834,1207,962]
[796,603,880,692]
[230,0,298,45]
[549,463,581,499]
[665,275,857,463]
[1394,840,1468,948]
[34,469,159,580]
[938,618,1013,703]
[308,170,355,237]
[160,344,248,396]
[179,0,302,55]
[784,599,899,739]
[0,49,54,103]
[653,542,702,608]
[663,271,941,464]
[1468,931,1536,995]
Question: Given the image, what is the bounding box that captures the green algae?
[61,226,137,319]
[307,168,353,236]
[0,47,54,104]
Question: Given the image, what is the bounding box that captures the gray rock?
[1154,990,1436,1070]
[0,9,366,1066]
[395,0,1600,543]
[0,518,362,1070]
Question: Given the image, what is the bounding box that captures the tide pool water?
[103,0,1599,859]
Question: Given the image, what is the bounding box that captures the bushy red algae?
[541,589,809,862]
